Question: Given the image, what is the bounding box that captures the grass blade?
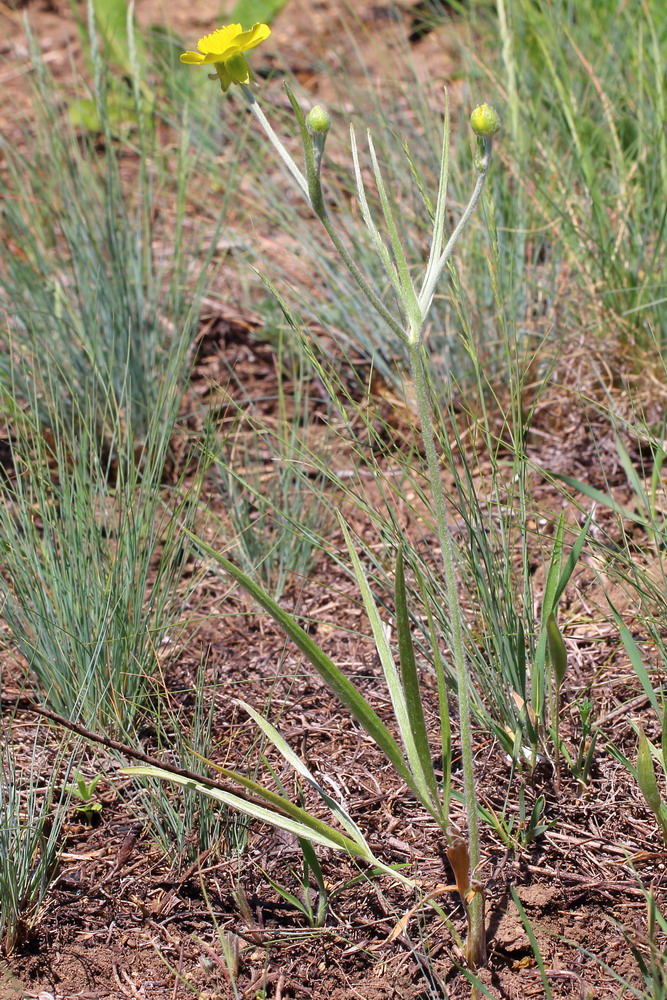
[350,125,401,295]
[124,766,362,854]
[123,766,415,886]
[555,474,642,526]
[609,606,661,715]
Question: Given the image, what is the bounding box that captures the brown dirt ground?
[3,1,667,999]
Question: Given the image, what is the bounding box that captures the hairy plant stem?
[242,88,309,198]
[408,336,486,969]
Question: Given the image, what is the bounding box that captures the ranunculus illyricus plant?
[180,23,270,91]
[168,25,505,969]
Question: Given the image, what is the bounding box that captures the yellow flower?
[180,23,271,91]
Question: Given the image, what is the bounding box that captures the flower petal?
[235,22,271,53]
[196,24,243,56]
[180,50,206,64]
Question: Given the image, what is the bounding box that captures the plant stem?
[418,142,492,319]
[553,684,562,793]
[315,210,408,341]
[242,86,408,342]
[408,337,486,969]
[243,82,493,965]
[242,87,309,198]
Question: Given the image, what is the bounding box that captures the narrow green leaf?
[510,887,555,1000]
[182,526,416,792]
[534,511,582,722]
[457,968,501,999]
[339,520,438,814]
[555,473,644,525]
[394,548,440,809]
[237,699,369,848]
[299,837,327,898]
[609,605,661,715]
[614,432,650,514]
[152,755,358,853]
[544,513,565,618]
[636,729,665,822]
[516,618,527,700]
[650,443,666,522]
[123,765,358,853]
[607,740,634,773]
[415,564,451,822]
[402,138,435,220]
[552,507,593,608]
[366,132,420,320]
[350,126,401,295]
[263,874,308,916]
[421,89,450,279]
[124,765,415,887]
[546,612,567,689]
[533,514,565,704]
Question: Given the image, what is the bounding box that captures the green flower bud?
[306,105,331,136]
[470,104,502,138]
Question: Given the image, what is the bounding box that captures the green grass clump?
[0,388,198,735]
[0,24,233,734]
[0,731,74,955]
[209,344,335,601]
[475,0,667,347]
[0,26,221,445]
